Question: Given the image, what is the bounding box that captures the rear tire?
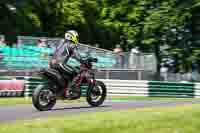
[32,84,56,111]
[86,81,107,107]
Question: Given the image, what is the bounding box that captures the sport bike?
[32,57,107,111]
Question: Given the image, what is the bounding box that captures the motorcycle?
[32,57,107,111]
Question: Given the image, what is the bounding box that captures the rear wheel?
[32,84,56,111]
[86,81,107,107]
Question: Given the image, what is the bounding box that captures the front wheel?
[32,84,56,111]
[86,80,107,107]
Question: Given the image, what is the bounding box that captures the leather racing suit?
[50,40,82,65]
[50,40,84,98]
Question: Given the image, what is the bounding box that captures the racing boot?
[68,84,81,100]
[63,88,80,100]
[68,90,81,100]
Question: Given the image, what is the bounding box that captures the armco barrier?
[97,80,198,98]
[148,81,195,98]
[0,77,199,98]
[101,80,149,96]
[194,83,200,98]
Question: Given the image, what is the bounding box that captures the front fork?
[87,72,97,91]
[78,72,96,96]
[87,71,96,86]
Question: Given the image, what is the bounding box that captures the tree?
[0,0,42,43]
[97,0,136,50]
[142,0,192,74]
[97,0,192,74]
[0,0,194,74]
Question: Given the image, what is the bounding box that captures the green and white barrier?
[101,80,198,98]
[22,76,47,98]
[0,76,87,98]
[148,81,195,98]
[0,77,200,98]
[102,80,149,96]
[194,83,200,98]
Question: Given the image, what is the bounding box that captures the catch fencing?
[17,36,156,70]
[0,77,199,98]
[0,36,157,80]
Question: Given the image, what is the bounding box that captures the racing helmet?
[65,30,79,44]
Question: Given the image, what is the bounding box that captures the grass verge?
[109,96,200,101]
[0,104,200,133]
[0,98,32,106]
[0,96,200,106]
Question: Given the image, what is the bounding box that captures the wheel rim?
[38,89,54,106]
[90,85,103,102]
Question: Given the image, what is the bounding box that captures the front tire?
[32,84,56,111]
[86,80,107,107]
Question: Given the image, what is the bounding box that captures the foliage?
[0,0,195,72]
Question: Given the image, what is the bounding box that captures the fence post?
[106,70,110,79]
[24,76,30,99]
[138,71,142,80]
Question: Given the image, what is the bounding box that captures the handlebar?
[81,57,98,69]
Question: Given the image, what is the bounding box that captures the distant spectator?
[113,45,124,68]
[0,38,6,47]
[16,39,22,48]
[128,47,140,69]
[191,63,199,81]
[0,51,3,59]
[113,45,123,55]
[160,63,168,80]
[131,47,139,54]
[95,44,99,48]
[37,38,46,48]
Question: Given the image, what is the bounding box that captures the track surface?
[0,100,200,123]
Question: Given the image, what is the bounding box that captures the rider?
[50,30,85,99]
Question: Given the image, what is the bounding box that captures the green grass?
[0,96,200,106]
[1,104,200,133]
[0,98,32,106]
[109,96,200,101]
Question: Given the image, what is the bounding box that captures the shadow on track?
[51,105,111,111]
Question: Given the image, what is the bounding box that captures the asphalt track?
[0,100,200,123]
